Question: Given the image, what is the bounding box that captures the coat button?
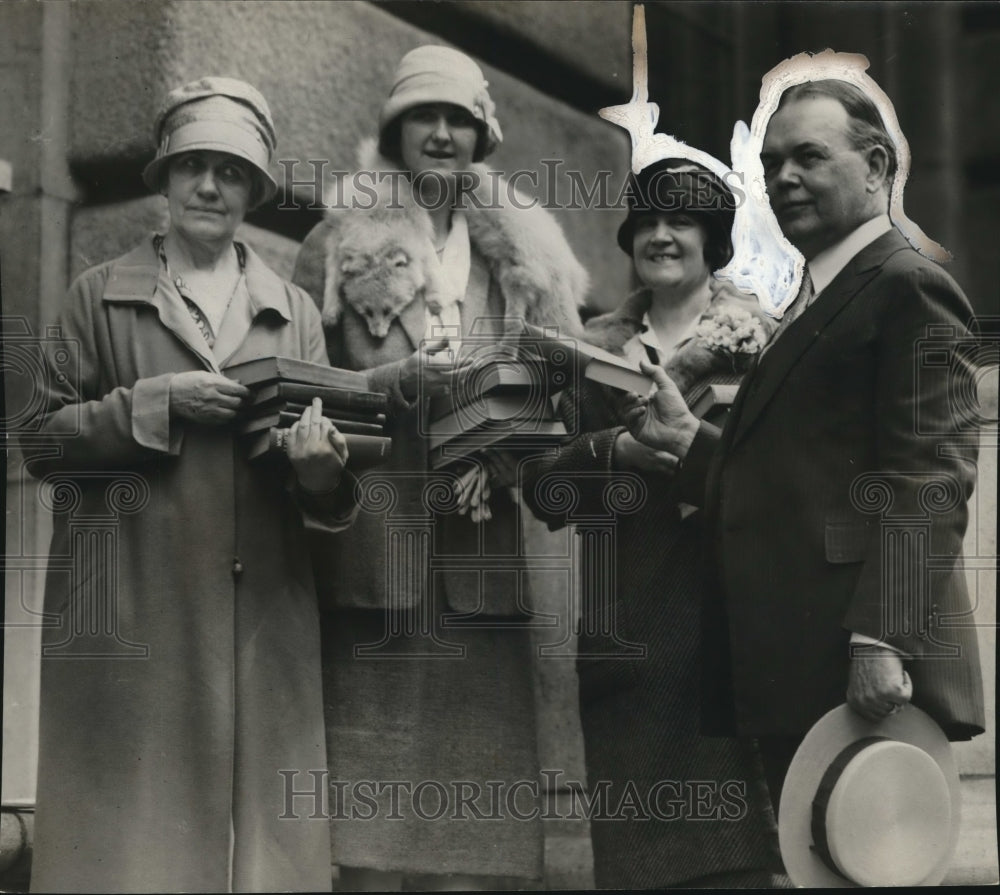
[232,558,244,577]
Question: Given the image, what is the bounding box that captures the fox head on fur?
[332,211,444,339]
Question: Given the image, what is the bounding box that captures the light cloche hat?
[142,76,278,206]
[377,45,502,162]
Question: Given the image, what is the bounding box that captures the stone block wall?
[68,0,631,309]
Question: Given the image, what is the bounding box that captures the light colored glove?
[453,462,492,523]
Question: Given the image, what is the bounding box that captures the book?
[518,323,655,394]
[688,383,739,422]
[427,393,557,439]
[424,363,540,421]
[246,400,386,427]
[223,356,368,392]
[245,429,392,469]
[238,411,385,437]
[427,415,566,451]
[249,380,388,414]
[428,423,568,470]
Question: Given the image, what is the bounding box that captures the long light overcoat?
[27,238,352,893]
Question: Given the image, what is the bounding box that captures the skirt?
[577,514,779,888]
[320,608,544,880]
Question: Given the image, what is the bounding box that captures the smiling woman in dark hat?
[27,77,355,893]
[523,157,781,888]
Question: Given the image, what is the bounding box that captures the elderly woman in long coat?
[27,78,354,894]
[292,46,587,890]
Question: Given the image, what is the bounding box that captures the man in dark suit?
[624,78,986,811]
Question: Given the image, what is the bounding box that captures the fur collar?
[320,139,588,338]
[585,278,777,394]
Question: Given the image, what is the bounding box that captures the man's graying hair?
[779,79,898,188]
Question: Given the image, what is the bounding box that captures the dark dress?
[522,290,779,888]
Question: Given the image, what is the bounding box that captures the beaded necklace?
[154,234,246,349]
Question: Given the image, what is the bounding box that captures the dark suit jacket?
[678,227,986,740]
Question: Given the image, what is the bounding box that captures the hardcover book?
[249,380,388,414]
[238,410,385,437]
[245,429,392,468]
[687,382,739,422]
[223,356,368,392]
[518,323,655,394]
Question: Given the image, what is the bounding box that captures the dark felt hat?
[617,158,737,262]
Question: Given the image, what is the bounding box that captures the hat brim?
[142,142,278,208]
[778,703,961,888]
[378,86,501,161]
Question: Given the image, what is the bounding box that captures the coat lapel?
[102,238,218,371]
[213,244,292,366]
[730,228,911,447]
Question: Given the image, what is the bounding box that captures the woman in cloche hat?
[292,45,588,891]
[523,158,782,888]
[29,77,354,893]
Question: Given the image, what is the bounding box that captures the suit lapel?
[730,228,910,447]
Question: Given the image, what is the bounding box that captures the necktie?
[763,268,814,352]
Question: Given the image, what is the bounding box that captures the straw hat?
[778,703,961,887]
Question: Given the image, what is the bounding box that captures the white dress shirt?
[424,211,471,355]
[622,309,703,368]
[807,213,892,299]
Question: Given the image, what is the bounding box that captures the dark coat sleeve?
[840,260,980,657]
[521,380,641,530]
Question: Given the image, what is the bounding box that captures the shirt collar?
[104,233,291,322]
[631,308,703,366]
[433,211,471,308]
[808,214,892,297]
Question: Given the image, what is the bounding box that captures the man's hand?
[287,399,348,493]
[399,339,469,401]
[621,361,699,458]
[847,650,913,722]
[612,430,680,475]
[169,371,250,424]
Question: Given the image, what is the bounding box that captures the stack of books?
[422,323,662,470]
[222,356,392,469]
[424,356,568,470]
